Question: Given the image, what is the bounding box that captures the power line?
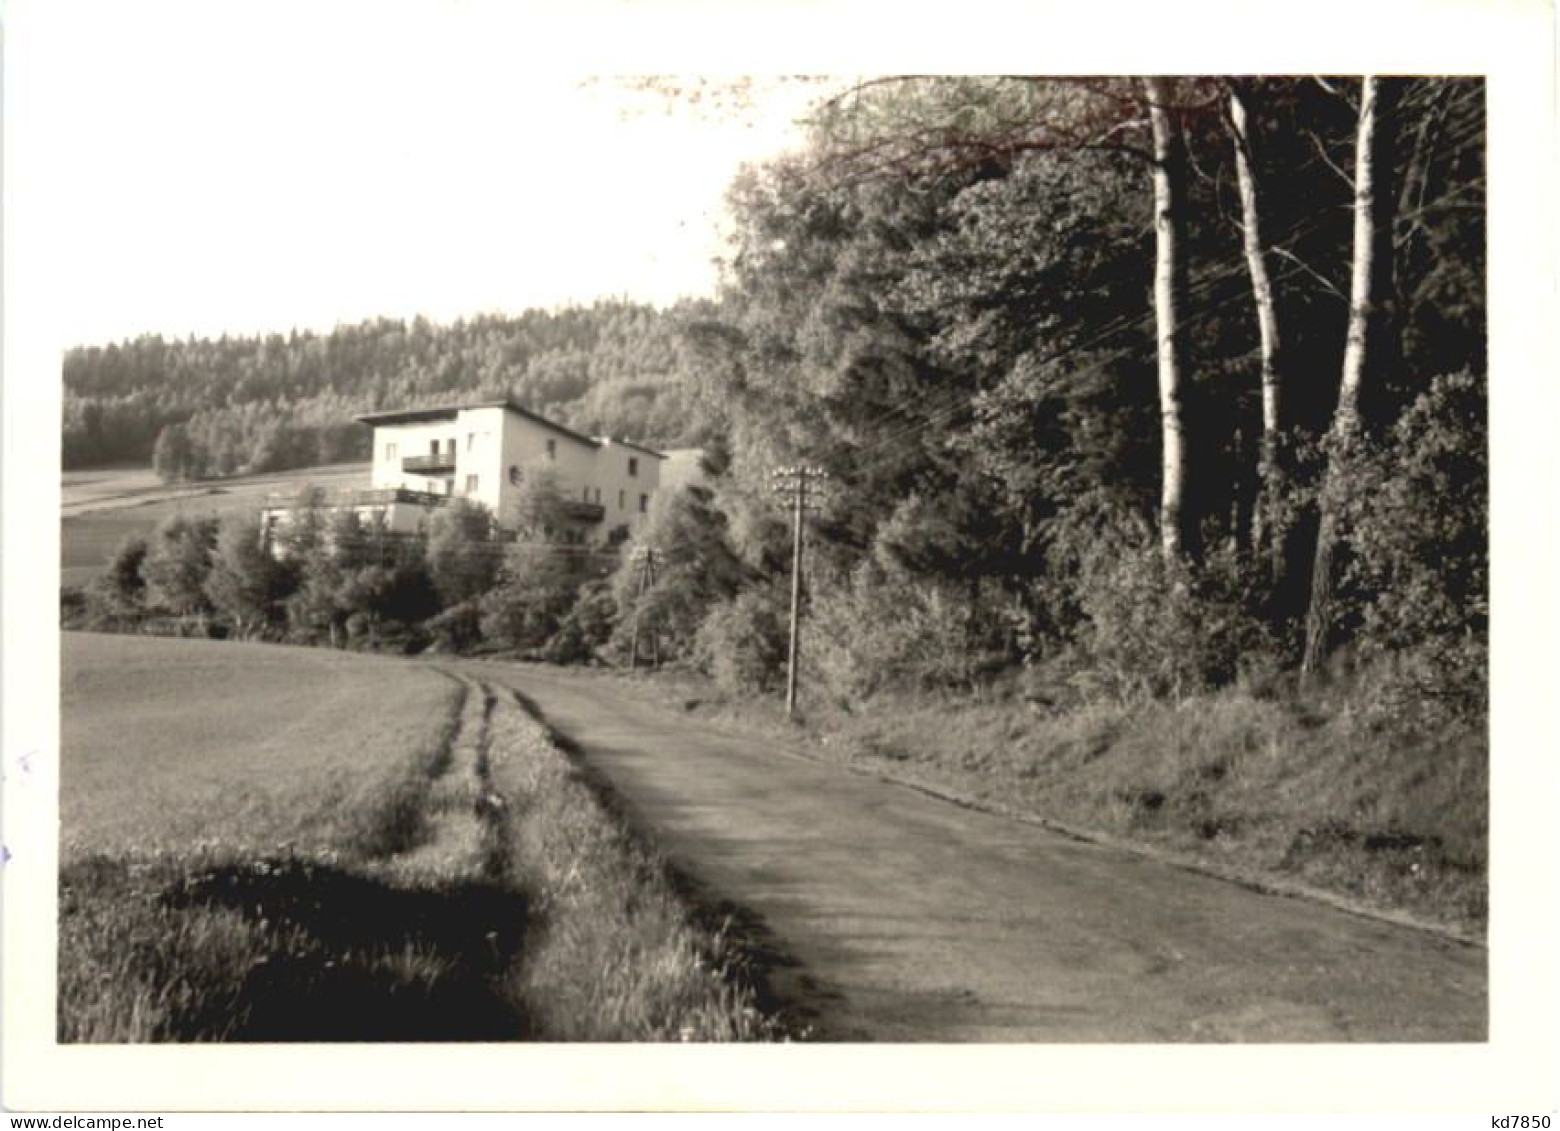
[628,545,660,669]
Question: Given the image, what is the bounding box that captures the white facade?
[360,398,664,544]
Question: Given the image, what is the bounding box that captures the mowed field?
[59,632,778,1043]
[62,632,457,854]
[60,463,368,588]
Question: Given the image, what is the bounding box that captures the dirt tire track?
[387,674,511,885]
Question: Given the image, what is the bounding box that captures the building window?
[618,489,625,510]
[509,465,521,486]
[466,432,476,452]
[385,442,398,461]
[465,474,479,495]
[638,493,648,514]
[445,438,456,456]
[429,439,439,456]
[546,439,556,460]
[628,457,639,477]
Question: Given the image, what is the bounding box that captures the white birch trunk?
[1145,76,1192,561]
[1303,76,1397,678]
[1228,84,1286,572]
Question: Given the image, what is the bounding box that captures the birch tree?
[1302,76,1402,677]
[1144,77,1195,561]
[1224,80,1287,575]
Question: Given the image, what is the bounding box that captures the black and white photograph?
[3,0,1556,1116]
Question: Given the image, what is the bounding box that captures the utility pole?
[628,545,659,670]
[770,466,830,718]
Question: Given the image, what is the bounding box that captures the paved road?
[458,661,1486,1042]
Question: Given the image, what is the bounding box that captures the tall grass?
[488,694,788,1040]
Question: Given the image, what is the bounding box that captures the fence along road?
[455,660,1485,1042]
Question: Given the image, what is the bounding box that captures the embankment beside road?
[590,665,1487,942]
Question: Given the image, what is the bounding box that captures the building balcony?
[341,487,450,508]
[559,500,605,522]
[402,452,456,475]
[262,486,450,512]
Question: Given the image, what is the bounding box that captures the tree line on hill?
[66,76,1486,730]
[63,299,710,479]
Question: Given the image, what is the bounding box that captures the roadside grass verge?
[597,665,1487,940]
[487,691,793,1040]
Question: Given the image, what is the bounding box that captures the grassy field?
[60,463,367,588]
[63,633,457,854]
[59,633,782,1041]
[602,665,1488,940]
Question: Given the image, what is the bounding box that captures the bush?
[607,485,746,663]
[479,544,584,654]
[1333,370,1487,720]
[693,585,789,694]
[1074,538,1272,705]
[810,564,995,701]
[143,515,220,618]
[61,586,91,629]
[426,600,484,653]
[545,581,616,665]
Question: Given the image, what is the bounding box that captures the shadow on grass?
[505,686,828,1040]
[163,859,533,1041]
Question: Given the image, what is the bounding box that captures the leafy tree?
[693,585,790,694]
[204,514,290,639]
[477,458,592,651]
[608,484,747,661]
[336,562,437,649]
[150,425,187,481]
[142,515,219,621]
[426,498,500,607]
[98,535,149,614]
[1330,370,1487,716]
[545,579,617,665]
[506,463,569,539]
[479,541,587,653]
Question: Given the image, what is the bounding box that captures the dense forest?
[62,299,710,477]
[669,75,1485,688]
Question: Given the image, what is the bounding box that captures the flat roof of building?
[356,397,603,450]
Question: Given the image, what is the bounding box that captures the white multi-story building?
[262,397,665,546]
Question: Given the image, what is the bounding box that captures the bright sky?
[22,2,833,347]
